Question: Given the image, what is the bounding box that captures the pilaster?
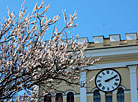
[128,65,138,102]
[80,71,87,102]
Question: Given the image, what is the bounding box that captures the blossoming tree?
[0,1,99,101]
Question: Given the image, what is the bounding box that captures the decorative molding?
[90,88,105,96]
[125,90,131,94]
[93,36,104,43]
[61,33,138,48]
[74,94,80,98]
[119,85,127,91]
[91,87,98,93]
[99,91,105,95]
[78,37,88,44]
[65,90,76,95]
[53,92,65,96]
[87,93,93,97]
[110,34,120,42]
[63,94,80,98]
[83,60,138,70]
[85,46,138,58]
[126,33,137,40]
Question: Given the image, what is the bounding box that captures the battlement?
[77,33,138,49]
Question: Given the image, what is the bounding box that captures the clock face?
[95,69,121,92]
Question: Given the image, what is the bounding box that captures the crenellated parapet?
[77,33,138,49]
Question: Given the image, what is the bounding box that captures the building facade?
[43,33,138,102]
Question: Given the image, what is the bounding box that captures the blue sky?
[0,0,138,42]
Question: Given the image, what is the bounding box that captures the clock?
[95,69,121,92]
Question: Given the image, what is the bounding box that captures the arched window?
[56,93,63,102]
[44,93,51,102]
[93,90,101,102]
[67,92,74,102]
[117,88,124,102]
[105,93,112,102]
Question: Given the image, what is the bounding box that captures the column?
[80,71,87,102]
[128,65,138,102]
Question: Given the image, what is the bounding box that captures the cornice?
[85,45,138,61]
[83,60,138,70]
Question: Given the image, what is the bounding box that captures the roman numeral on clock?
[115,79,119,81]
[102,72,105,75]
[102,86,105,90]
[98,83,102,87]
[107,87,110,91]
[97,80,101,83]
[106,70,109,74]
[98,76,102,78]
[111,71,114,75]
[112,86,114,89]
[114,82,118,86]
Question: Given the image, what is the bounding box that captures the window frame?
[117,88,124,102]
[44,93,51,102]
[93,90,101,102]
[56,93,63,102]
[67,92,74,102]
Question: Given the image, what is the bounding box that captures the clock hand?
[105,75,118,82]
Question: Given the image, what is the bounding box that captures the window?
[56,93,63,102]
[44,93,51,102]
[117,88,124,102]
[93,90,101,102]
[105,93,112,102]
[67,92,74,102]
